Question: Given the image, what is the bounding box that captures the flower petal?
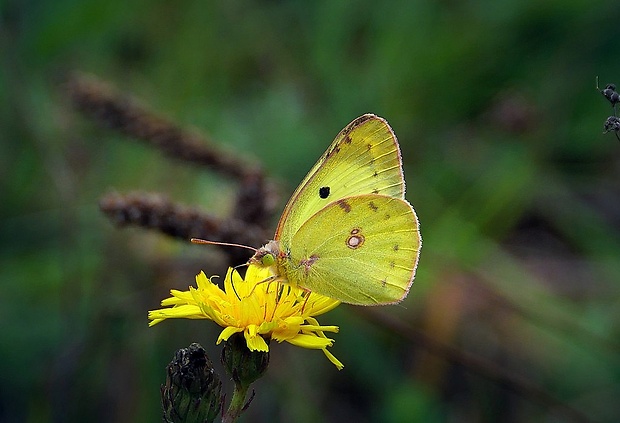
[149,265,343,368]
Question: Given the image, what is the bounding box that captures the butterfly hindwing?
[283,194,421,305]
[275,114,406,246]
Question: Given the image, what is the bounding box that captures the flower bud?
[221,334,269,389]
[161,343,222,423]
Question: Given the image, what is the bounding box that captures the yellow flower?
[149,264,344,369]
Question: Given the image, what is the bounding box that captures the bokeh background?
[2,1,620,422]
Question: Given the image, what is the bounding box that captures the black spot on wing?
[319,186,330,199]
[368,201,378,212]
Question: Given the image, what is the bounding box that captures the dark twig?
[597,78,620,112]
[66,71,278,265]
[232,170,278,228]
[597,77,620,141]
[99,192,269,265]
[603,116,620,142]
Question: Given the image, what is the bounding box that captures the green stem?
[222,383,250,423]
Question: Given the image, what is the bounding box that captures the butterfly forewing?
[284,194,421,305]
[275,114,406,246]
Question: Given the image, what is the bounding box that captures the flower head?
[149,264,344,369]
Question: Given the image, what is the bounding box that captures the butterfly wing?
[275,114,407,246]
[283,194,421,305]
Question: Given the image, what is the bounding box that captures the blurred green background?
[2,1,620,422]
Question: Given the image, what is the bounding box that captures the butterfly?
[251,114,421,305]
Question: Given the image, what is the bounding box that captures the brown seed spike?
[337,199,351,213]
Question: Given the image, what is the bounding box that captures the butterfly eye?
[319,186,330,199]
[261,253,276,267]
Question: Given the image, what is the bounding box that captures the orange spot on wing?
[346,228,365,249]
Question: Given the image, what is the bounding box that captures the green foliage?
[2,0,620,422]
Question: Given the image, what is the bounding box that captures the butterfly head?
[250,240,283,268]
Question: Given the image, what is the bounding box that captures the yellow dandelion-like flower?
[149,264,344,369]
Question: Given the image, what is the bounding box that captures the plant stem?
[222,383,250,423]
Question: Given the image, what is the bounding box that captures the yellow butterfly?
[251,114,421,305]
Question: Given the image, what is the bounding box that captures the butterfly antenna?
[191,238,258,253]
